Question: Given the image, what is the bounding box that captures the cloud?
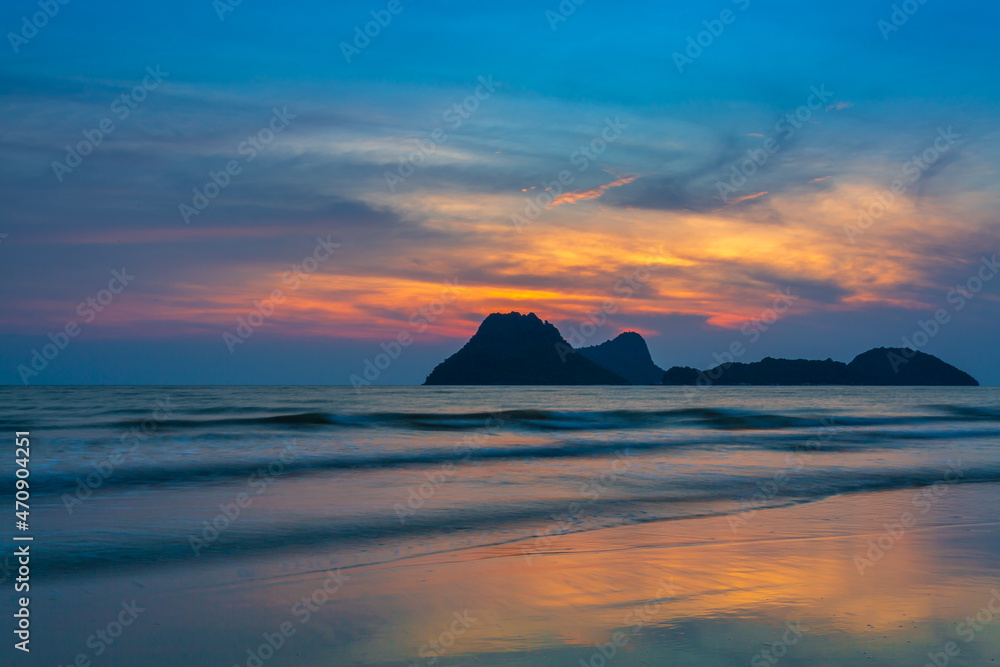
[3,1,1000,383]
[549,175,639,207]
[716,191,769,209]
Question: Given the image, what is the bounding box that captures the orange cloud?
[549,175,639,208]
[10,174,984,346]
[716,191,768,210]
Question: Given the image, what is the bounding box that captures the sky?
[1,0,998,385]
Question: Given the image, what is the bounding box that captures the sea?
[3,385,999,580]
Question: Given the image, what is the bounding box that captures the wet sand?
[31,483,1000,666]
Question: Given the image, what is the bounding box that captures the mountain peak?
[475,311,552,336]
[424,313,628,385]
[613,331,645,343]
[848,347,979,386]
[576,331,665,385]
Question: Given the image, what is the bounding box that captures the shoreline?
[27,483,1000,666]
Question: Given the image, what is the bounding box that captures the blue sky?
[1,0,999,384]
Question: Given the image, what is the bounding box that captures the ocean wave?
[25,465,1000,579]
[89,405,1000,433]
[20,425,1000,497]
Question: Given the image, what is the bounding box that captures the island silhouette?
[423,312,979,386]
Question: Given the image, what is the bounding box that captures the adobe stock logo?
[545,0,587,31]
[877,0,930,40]
[7,0,72,54]
[52,66,170,182]
[340,0,411,63]
[17,268,135,384]
[672,0,752,74]
[179,107,296,225]
[222,236,339,353]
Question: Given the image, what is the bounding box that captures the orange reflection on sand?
[314,489,1000,661]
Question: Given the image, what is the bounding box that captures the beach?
[23,484,1000,666]
[3,386,1000,665]
[5,0,999,663]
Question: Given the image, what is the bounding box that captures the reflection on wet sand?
[28,484,1000,666]
[265,483,1000,665]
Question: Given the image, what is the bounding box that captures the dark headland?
[423,312,979,386]
[423,312,628,385]
[577,331,665,385]
[662,348,979,386]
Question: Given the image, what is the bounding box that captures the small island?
[424,312,979,386]
[423,312,629,385]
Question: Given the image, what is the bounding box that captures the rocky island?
[424,312,979,386]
